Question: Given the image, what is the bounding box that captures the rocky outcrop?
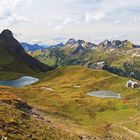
[65,38,96,50]
[65,38,77,46]
[99,39,135,48]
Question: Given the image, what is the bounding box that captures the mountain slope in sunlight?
[10,66,140,140]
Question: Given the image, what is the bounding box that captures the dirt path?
[112,113,140,138]
[121,126,140,137]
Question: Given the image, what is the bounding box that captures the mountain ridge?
[29,38,140,80]
[64,38,139,49]
[21,42,46,52]
[0,29,51,74]
[22,38,140,52]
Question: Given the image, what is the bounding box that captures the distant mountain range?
[65,38,140,50]
[21,38,140,52]
[16,36,140,80]
[29,38,140,80]
[21,42,64,52]
[21,42,47,51]
[49,42,64,48]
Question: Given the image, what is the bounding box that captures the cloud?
[52,36,66,42]
[63,18,73,25]
[0,0,140,44]
[85,11,106,23]
[134,16,140,22]
[114,20,121,24]
[30,39,44,44]
[0,0,32,27]
[54,25,63,30]
[47,22,53,26]
[13,32,23,38]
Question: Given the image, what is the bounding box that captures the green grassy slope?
[0,91,80,140]
[30,50,57,66]
[8,66,140,139]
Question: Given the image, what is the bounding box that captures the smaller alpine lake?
[87,90,121,99]
[0,76,39,88]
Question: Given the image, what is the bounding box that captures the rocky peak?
[77,40,85,45]
[33,44,39,47]
[0,29,14,41]
[84,42,96,50]
[72,45,86,55]
[101,40,111,46]
[50,42,64,48]
[65,38,96,50]
[99,39,132,48]
[0,29,50,72]
[122,40,134,48]
[65,38,76,45]
[111,40,122,46]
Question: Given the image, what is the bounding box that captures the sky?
[0,0,140,45]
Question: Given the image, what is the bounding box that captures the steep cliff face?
[0,29,50,73]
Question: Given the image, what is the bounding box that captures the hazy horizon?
[0,0,140,45]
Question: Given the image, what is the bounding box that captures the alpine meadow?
[0,0,140,140]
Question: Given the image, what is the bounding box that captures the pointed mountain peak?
[99,39,111,47]
[122,40,134,48]
[103,39,109,42]
[99,39,135,49]
[1,29,13,36]
[65,38,77,45]
[0,29,50,72]
[0,29,14,40]
[77,40,85,44]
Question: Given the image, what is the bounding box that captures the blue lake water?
[87,90,121,99]
[0,76,39,87]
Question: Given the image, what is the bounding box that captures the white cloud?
[30,39,44,45]
[63,17,73,25]
[47,22,53,26]
[0,0,140,44]
[85,11,106,23]
[52,36,66,43]
[54,25,63,30]
[114,20,121,24]
[0,0,31,27]
[134,16,140,22]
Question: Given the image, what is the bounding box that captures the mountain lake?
[87,90,121,99]
[0,76,39,87]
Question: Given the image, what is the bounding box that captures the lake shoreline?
[0,76,39,87]
[87,90,121,99]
